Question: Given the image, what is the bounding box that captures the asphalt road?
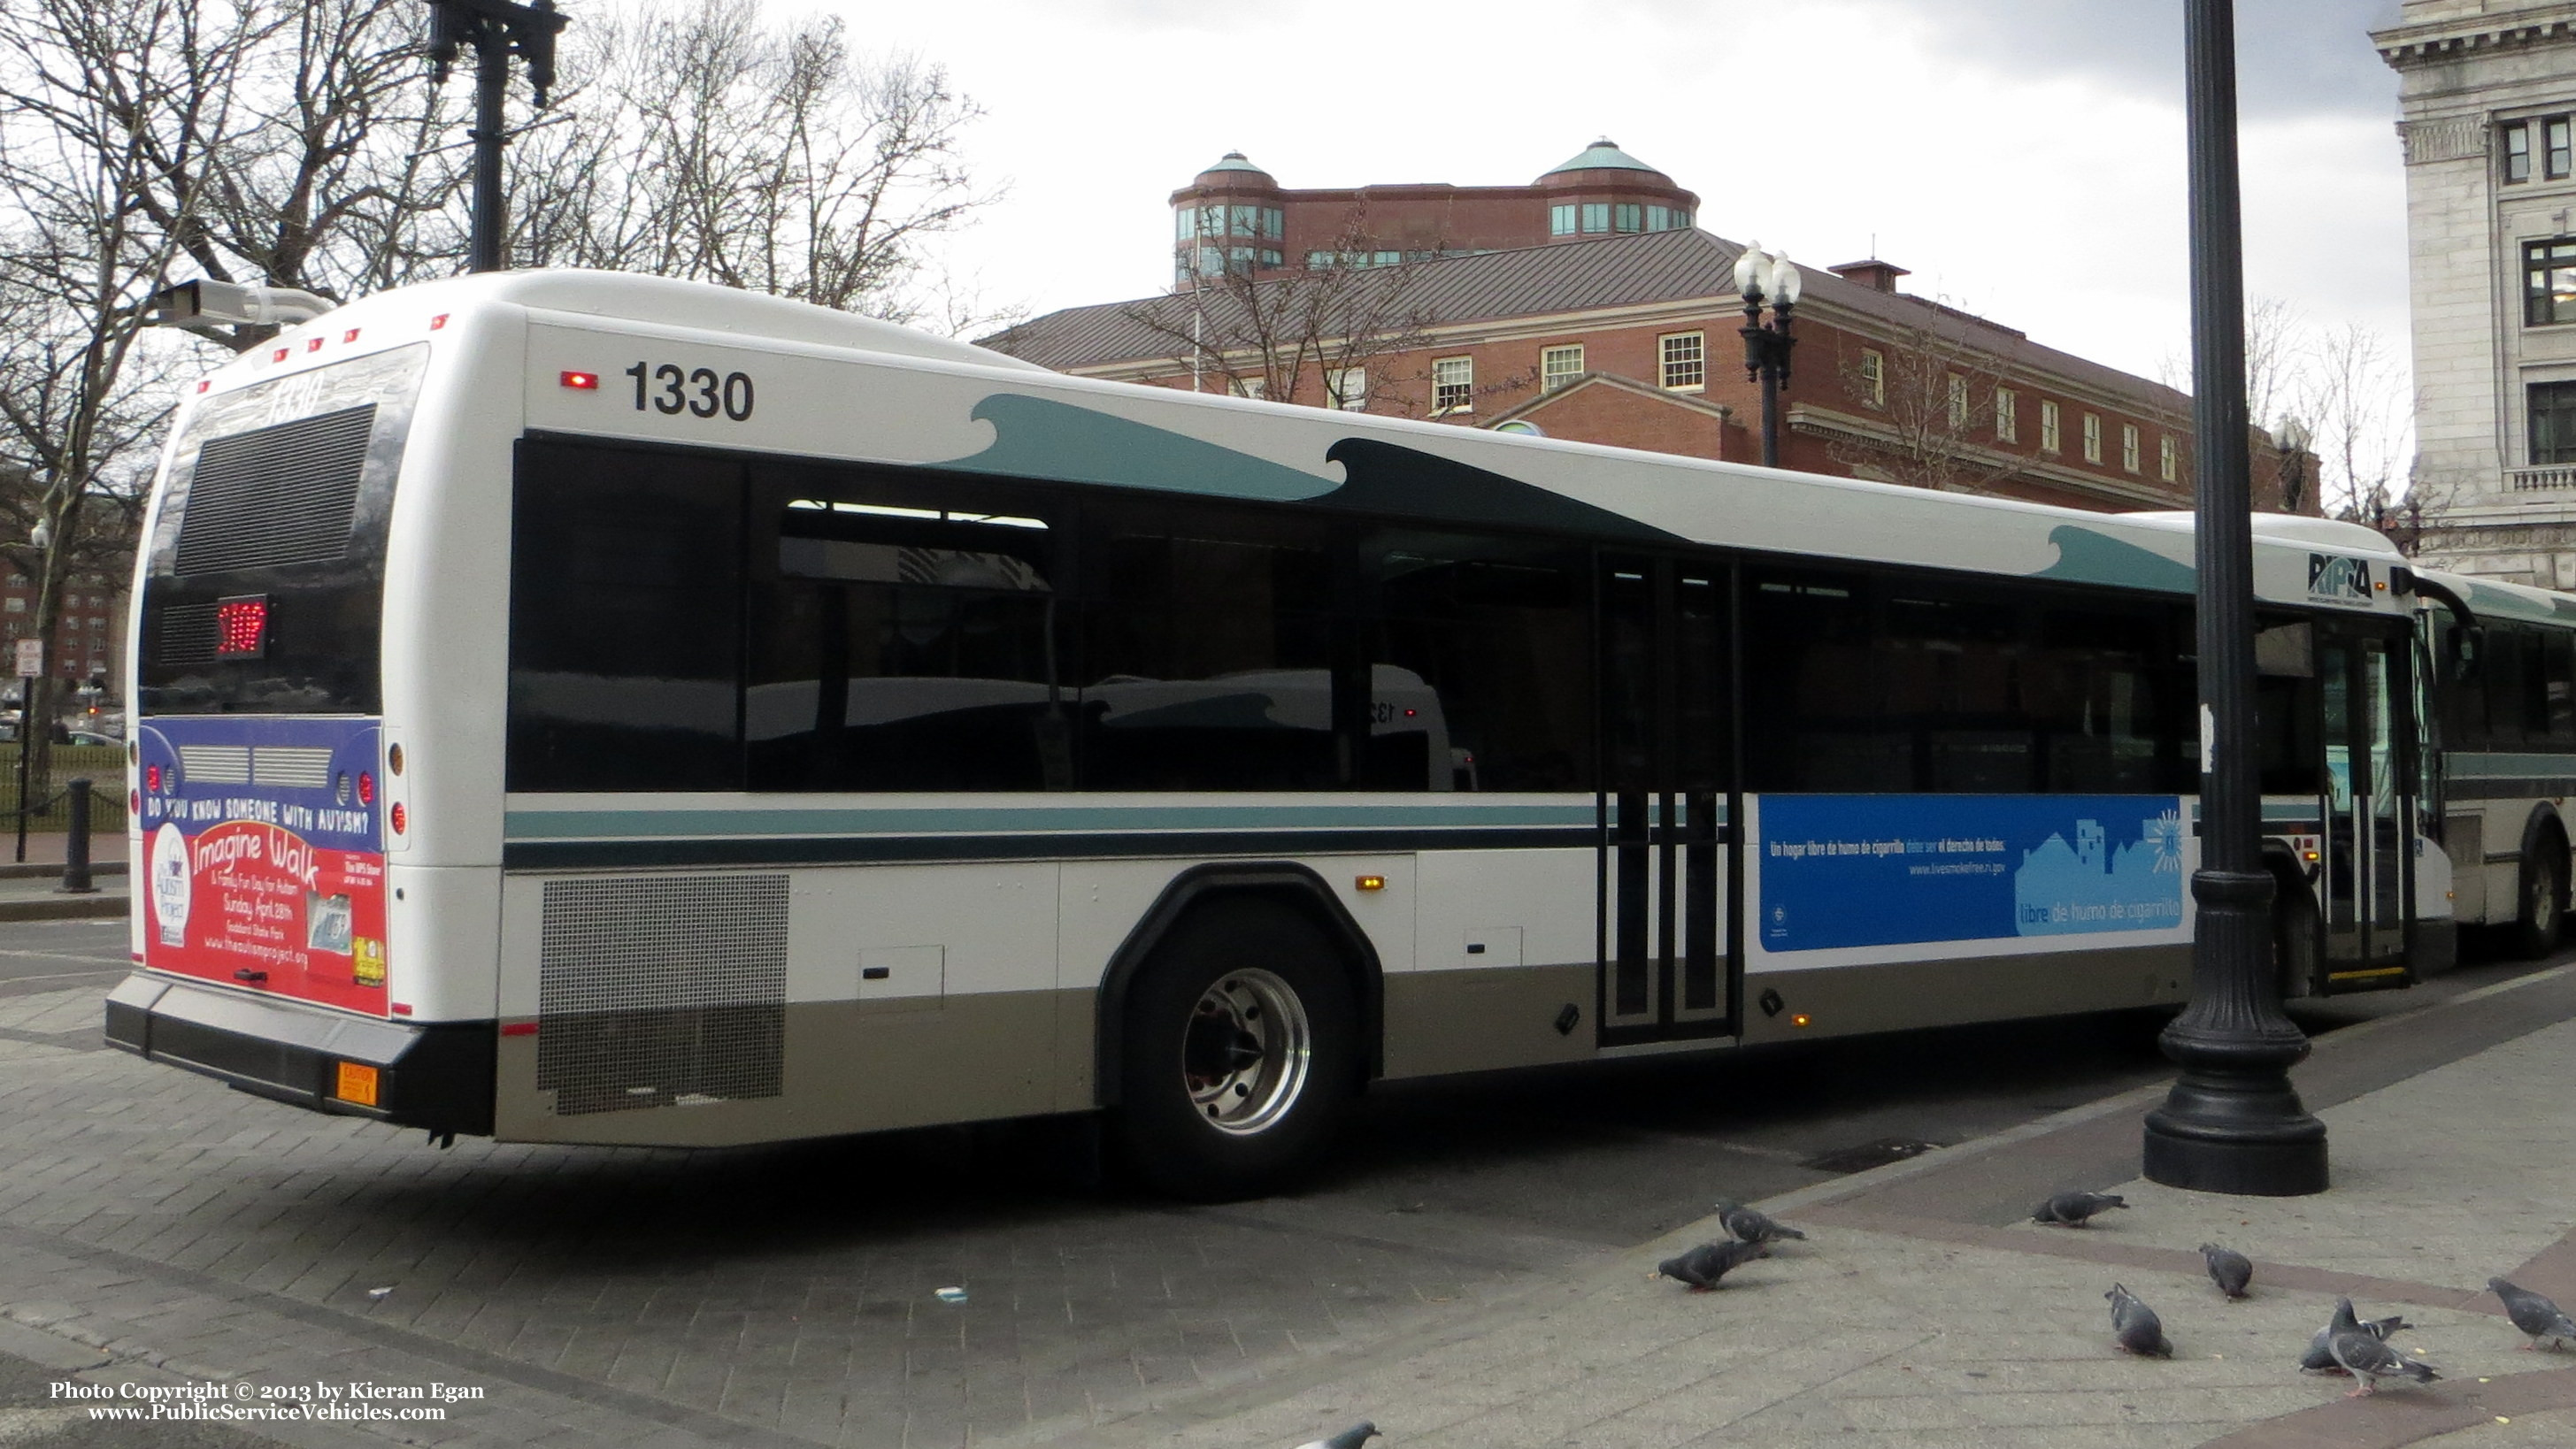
[0,916,2552,1447]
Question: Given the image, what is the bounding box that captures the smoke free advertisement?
[1757,794,2188,953]
[135,717,388,1014]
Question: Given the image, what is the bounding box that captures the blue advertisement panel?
[1757,794,2187,952]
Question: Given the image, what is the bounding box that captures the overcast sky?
[819,0,2412,393]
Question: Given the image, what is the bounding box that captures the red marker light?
[357,771,374,805]
[304,337,322,352]
[270,347,289,362]
[342,328,361,343]
[128,789,139,814]
[389,801,406,835]
[212,596,267,656]
[560,371,599,390]
[196,380,210,394]
[429,313,449,330]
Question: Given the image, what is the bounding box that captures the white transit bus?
[108,271,2460,1197]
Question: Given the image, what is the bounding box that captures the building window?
[1434,356,1474,415]
[1326,367,1368,411]
[1995,387,2018,441]
[1261,206,1283,241]
[2041,400,2062,453]
[2532,381,2576,464]
[1229,377,1265,400]
[2509,121,2534,184]
[2528,239,2576,326]
[1858,349,1886,409]
[1372,250,1401,267]
[1542,344,1585,392]
[1660,332,1705,391]
[2082,413,2103,464]
[1304,250,1335,269]
[1645,204,1672,231]
[1176,208,1195,240]
[1226,205,1257,237]
[1580,203,1610,234]
[1672,209,1690,228]
[2161,434,2179,482]
[2554,118,2573,179]
[2121,424,2142,472]
[1946,374,1969,430]
[1259,249,1282,268]
[1614,203,1642,234]
[4,599,22,614]
[1549,203,1576,236]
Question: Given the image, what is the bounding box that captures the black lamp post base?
[2142,1092,2328,1196]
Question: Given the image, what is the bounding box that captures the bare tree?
[1829,301,2036,494]
[514,0,1003,327]
[1104,213,1525,418]
[2294,321,2418,543]
[0,0,271,783]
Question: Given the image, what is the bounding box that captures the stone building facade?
[2378,2,2576,585]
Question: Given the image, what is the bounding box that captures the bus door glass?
[2318,623,2411,984]
[1597,556,1734,1044]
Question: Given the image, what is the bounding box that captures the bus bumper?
[104,973,494,1138]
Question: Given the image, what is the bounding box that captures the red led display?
[213,596,267,657]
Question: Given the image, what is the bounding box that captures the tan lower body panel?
[1739,944,2192,1046]
[493,987,1086,1147]
[1380,962,1596,1079]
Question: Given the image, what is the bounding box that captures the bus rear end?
[105,339,491,1138]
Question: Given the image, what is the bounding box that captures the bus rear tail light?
[145,764,160,792]
[357,771,374,804]
[390,802,407,835]
[333,1062,380,1107]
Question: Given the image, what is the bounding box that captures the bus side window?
[2488,624,2528,747]
[507,441,744,792]
[1364,537,1592,792]
[2255,620,2318,796]
[1078,507,1340,791]
[747,479,1067,793]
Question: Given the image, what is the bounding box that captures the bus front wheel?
[1111,900,1359,1200]
[2515,835,2568,961]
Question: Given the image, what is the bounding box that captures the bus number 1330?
[624,361,753,421]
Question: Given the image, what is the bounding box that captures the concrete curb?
[0,893,126,922]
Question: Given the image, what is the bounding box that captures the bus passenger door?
[2318,623,2412,987]
[1598,557,1735,1045]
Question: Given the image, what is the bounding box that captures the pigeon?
[2200,1243,2253,1300]
[2032,1191,2129,1228]
[2326,1301,2439,1397]
[1650,1239,1769,1291]
[1293,1425,1380,1449]
[2489,1277,2576,1350]
[1713,1200,1808,1245]
[2105,1283,2173,1357]
[2298,1298,2411,1373]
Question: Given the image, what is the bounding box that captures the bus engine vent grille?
[176,404,376,577]
[536,874,789,1116]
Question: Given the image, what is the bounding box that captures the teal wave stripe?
[941,393,1342,502]
[506,801,1607,840]
[2032,525,2195,593]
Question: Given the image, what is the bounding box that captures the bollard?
[58,778,94,895]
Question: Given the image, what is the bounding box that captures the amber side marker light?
[334,1062,380,1108]
[1355,875,1386,892]
[1791,1013,1813,1029]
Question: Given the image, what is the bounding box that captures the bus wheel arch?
[2514,807,2570,959]
[1094,866,1381,1199]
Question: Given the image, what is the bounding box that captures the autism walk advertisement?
[135,717,388,1014]
[1757,794,2188,952]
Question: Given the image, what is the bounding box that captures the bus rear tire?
[2515,836,2568,961]
[1110,900,1359,1201]
[2273,878,2319,1000]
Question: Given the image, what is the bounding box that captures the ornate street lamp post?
[425,0,569,275]
[1736,242,1802,468]
[2141,0,2329,1196]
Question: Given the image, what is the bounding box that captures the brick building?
[1169,140,1699,290]
[1003,189,2309,514]
[2377,1,2576,585]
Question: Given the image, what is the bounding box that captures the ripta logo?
[2307,553,2372,602]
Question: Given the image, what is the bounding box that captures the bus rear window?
[138,344,427,715]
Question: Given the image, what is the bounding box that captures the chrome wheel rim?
[1180,968,1311,1137]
